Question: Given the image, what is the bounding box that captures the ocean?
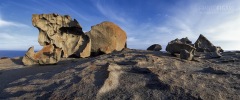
[0,50,27,58]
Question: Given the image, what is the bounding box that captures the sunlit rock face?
[22,13,91,65]
[32,13,91,58]
[86,21,127,56]
[22,45,62,65]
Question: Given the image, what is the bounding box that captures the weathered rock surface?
[86,21,127,55]
[1,49,239,100]
[166,38,196,55]
[205,51,222,58]
[22,14,92,65]
[180,49,193,60]
[180,37,192,44]
[22,45,62,65]
[32,13,91,58]
[194,34,223,58]
[147,44,162,51]
[194,34,223,53]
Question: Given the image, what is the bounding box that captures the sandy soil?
[0,49,239,100]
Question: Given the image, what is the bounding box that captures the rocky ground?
[0,49,239,100]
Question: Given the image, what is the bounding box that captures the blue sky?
[0,0,240,50]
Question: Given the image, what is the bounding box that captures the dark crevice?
[59,27,84,35]
[90,50,105,57]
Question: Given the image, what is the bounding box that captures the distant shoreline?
[0,49,239,58]
[0,50,27,58]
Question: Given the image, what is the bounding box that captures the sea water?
[0,50,26,58]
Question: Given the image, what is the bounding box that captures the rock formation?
[166,35,224,59]
[147,44,162,51]
[22,45,62,65]
[32,13,91,58]
[166,38,196,55]
[194,34,223,53]
[22,13,91,65]
[86,21,127,55]
[194,34,223,58]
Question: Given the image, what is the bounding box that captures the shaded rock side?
[166,38,195,55]
[194,34,223,58]
[194,34,223,53]
[86,21,127,55]
[147,44,162,51]
[180,49,193,60]
[32,13,91,58]
[22,45,62,65]
[180,37,192,44]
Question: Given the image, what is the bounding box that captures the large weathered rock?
[194,34,223,53]
[22,13,91,65]
[166,38,196,55]
[86,21,127,55]
[22,45,62,65]
[32,13,91,58]
[147,44,162,51]
[194,34,223,58]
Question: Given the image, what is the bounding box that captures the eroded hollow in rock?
[22,13,91,65]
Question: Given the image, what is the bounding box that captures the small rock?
[180,49,193,60]
[0,57,9,59]
[147,44,162,51]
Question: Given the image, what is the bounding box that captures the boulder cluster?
[166,34,223,60]
[22,13,127,65]
[146,34,223,60]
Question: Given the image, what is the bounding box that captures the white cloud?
[157,0,240,50]
[205,16,240,41]
[0,18,28,27]
[61,4,90,21]
[90,0,240,50]
[0,11,38,50]
[95,0,128,24]
[202,14,240,50]
[0,33,41,50]
[127,37,138,42]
